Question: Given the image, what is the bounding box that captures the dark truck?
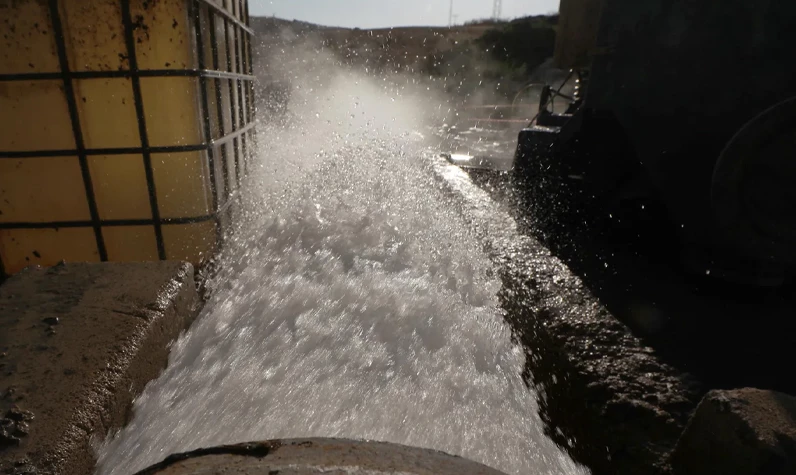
[514,0,796,283]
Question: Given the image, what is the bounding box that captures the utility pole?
[449,0,454,27]
[492,0,503,21]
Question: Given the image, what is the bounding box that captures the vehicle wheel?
[712,96,796,265]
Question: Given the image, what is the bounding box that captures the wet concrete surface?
[0,262,200,475]
[670,388,796,475]
[430,156,701,475]
[437,123,518,172]
[502,172,796,398]
[433,121,796,473]
[137,438,507,475]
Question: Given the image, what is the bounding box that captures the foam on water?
[95,71,588,475]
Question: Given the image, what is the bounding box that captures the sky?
[249,0,561,29]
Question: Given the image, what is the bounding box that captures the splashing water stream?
[95,72,588,475]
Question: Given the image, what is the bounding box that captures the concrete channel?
[0,161,795,475]
[428,155,699,474]
[0,262,200,474]
[2,1,795,472]
[135,438,506,475]
[428,148,796,475]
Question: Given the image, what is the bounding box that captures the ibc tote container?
[0,0,256,276]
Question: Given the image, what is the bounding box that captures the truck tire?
[712,96,796,265]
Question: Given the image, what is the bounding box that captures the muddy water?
[95,72,588,475]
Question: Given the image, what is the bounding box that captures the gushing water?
[95,70,587,475]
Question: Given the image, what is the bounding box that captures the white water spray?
[95,65,588,475]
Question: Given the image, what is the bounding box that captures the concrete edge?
[427,155,701,475]
[17,262,201,475]
[135,438,507,475]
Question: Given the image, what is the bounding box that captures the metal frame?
[0,0,256,262]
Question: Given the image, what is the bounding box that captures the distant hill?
[250,15,558,99]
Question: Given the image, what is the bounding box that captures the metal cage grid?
[0,0,256,264]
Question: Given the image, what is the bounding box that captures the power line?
[492,0,503,21]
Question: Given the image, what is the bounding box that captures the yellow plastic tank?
[0,0,256,276]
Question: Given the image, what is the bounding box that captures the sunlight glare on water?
[95,66,588,475]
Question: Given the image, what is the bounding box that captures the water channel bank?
[0,262,200,474]
[432,152,796,475]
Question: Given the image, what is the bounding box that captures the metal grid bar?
[237,0,250,175]
[244,0,256,174]
[0,190,241,230]
[234,10,247,183]
[235,10,247,175]
[0,122,255,159]
[201,0,254,35]
[0,70,255,82]
[223,12,241,188]
[210,121,255,146]
[191,0,220,219]
[0,216,214,229]
[0,0,255,266]
[121,0,166,260]
[47,0,108,261]
[208,12,231,201]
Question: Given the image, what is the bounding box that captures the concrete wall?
[0,262,200,474]
[554,0,605,69]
